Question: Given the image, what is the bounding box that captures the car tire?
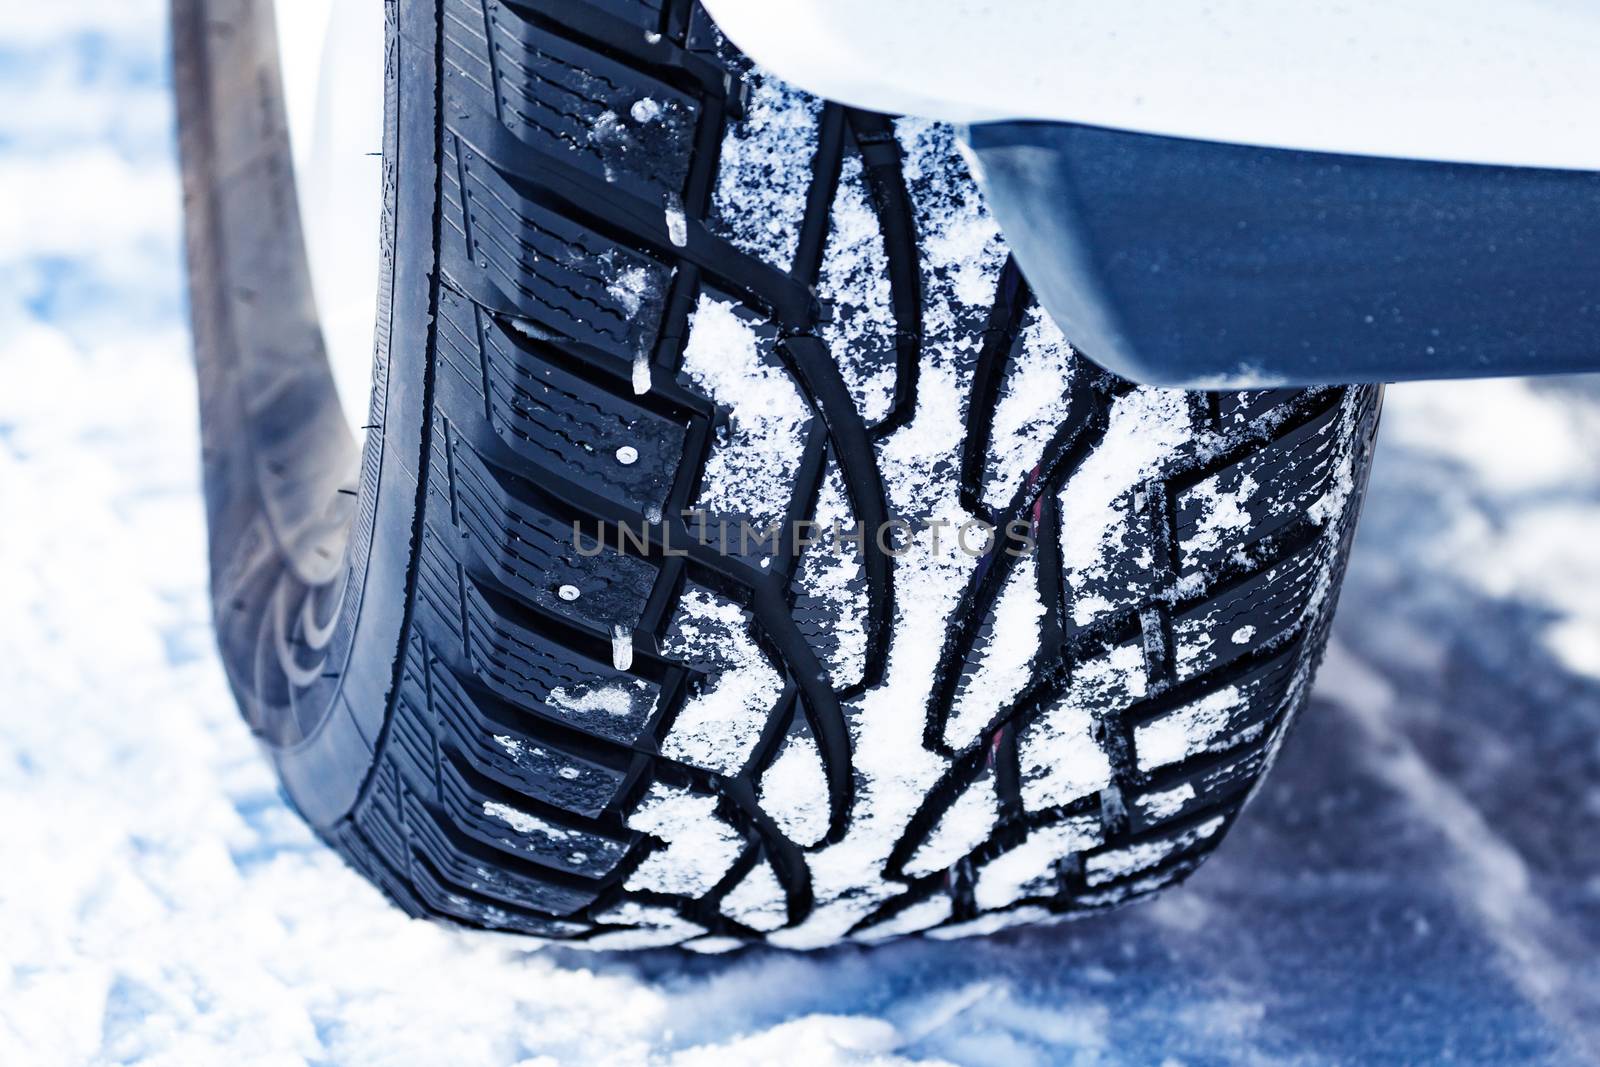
[173,0,1381,949]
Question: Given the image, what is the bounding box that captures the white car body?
[275,0,386,433]
[700,0,1600,170]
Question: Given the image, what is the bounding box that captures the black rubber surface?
[174,0,1381,948]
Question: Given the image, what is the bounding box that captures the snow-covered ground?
[3,6,1599,1064]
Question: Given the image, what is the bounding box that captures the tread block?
[657,583,784,776]
[896,117,1007,393]
[444,0,697,203]
[1172,543,1323,682]
[789,459,868,690]
[353,765,412,876]
[718,855,790,932]
[404,847,591,936]
[428,659,632,818]
[1127,744,1270,833]
[945,554,1046,749]
[1130,646,1298,773]
[1069,852,1205,910]
[677,290,814,538]
[330,825,429,920]
[818,153,899,427]
[903,765,1000,878]
[1082,811,1227,888]
[461,573,670,747]
[972,815,1102,911]
[981,306,1079,510]
[1018,703,1115,815]
[1060,484,1163,636]
[383,637,440,791]
[439,753,632,879]
[389,685,442,793]
[432,418,658,631]
[572,0,668,32]
[585,901,706,948]
[623,782,746,895]
[402,779,606,915]
[1174,403,1341,574]
[757,725,831,848]
[442,135,673,361]
[1216,388,1307,427]
[852,892,954,943]
[708,69,819,271]
[684,4,726,55]
[434,287,689,515]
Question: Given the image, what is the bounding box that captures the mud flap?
[964,121,1600,388]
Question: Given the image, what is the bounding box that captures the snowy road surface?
[3,5,1599,1064]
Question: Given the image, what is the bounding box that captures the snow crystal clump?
[759,734,830,847]
[721,860,790,932]
[984,306,1077,508]
[944,556,1044,748]
[1134,685,1246,771]
[679,295,809,533]
[1058,388,1195,584]
[904,774,999,878]
[606,265,651,318]
[1185,474,1258,556]
[483,802,571,841]
[973,818,1101,910]
[660,587,783,775]
[709,71,818,269]
[625,784,743,896]
[547,683,636,718]
[817,155,897,424]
